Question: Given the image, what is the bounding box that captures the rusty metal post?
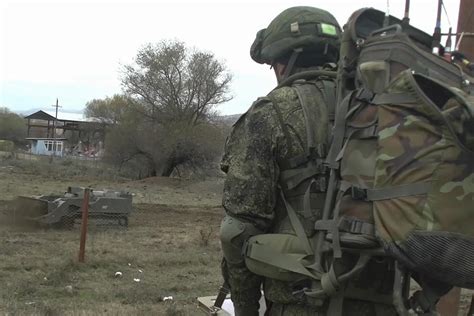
[78,188,90,263]
[436,287,461,316]
[457,0,474,60]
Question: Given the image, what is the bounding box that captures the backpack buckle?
[351,186,367,200]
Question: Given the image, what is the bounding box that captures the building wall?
[31,140,64,156]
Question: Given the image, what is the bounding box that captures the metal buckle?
[351,186,367,200]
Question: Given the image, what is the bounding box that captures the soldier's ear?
[250,29,266,64]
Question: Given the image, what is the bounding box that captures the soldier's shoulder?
[233,96,275,128]
[268,85,298,102]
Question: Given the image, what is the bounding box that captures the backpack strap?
[316,79,337,123]
[344,181,432,201]
[294,80,330,158]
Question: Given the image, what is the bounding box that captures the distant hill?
[218,114,241,125]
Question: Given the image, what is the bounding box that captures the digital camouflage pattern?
[250,7,340,65]
[221,78,397,314]
[221,83,313,311]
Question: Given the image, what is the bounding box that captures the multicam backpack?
[319,7,474,314]
[244,7,474,315]
[327,5,474,279]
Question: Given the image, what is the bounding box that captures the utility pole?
[52,98,61,151]
[456,0,474,60]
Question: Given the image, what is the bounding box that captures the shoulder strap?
[293,82,329,158]
[316,79,337,123]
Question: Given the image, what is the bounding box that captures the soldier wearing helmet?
[219,6,397,316]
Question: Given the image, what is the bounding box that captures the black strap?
[282,48,303,80]
[338,217,375,236]
[348,182,432,201]
[213,282,230,308]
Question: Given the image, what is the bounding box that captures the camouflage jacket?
[220,75,396,315]
[220,79,315,308]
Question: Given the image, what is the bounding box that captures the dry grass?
[0,158,225,315]
[0,157,472,315]
[0,204,224,315]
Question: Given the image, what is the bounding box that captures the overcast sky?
[0,0,461,116]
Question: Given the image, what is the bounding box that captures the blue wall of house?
[31,140,64,156]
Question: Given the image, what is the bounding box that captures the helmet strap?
[282,48,303,80]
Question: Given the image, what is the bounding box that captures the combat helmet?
[250,6,341,72]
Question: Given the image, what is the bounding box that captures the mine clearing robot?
[15,187,133,228]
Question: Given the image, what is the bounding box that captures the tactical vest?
[243,71,395,310]
[243,72,335,299]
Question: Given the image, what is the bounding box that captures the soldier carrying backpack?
[218,4,474,316]
[219,6,398,316]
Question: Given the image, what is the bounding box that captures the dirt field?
[0,159,472,315]
[0,161,225,315]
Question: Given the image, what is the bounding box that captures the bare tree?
[121,40,232,126]
[86,40,232,177]
[116,39,232,176]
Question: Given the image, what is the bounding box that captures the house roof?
[24,110,99,123]
[26,138,67,140]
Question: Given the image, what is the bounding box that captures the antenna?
[432,0,443,54]
[445,27,453,53]
[402,0,410,24]
[51,98,62,155]
[383,0,390,27]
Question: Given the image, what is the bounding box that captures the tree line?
[0,107,26,150]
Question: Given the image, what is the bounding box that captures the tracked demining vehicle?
[14,187,133,228]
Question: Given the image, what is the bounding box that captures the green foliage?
[0,107,26,145]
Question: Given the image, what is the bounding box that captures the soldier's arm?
[219,100,278,316]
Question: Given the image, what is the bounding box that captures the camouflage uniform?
[220,79,397,315]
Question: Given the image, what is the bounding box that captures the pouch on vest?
[243,75,337,293]
[244,233,319,282]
